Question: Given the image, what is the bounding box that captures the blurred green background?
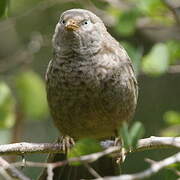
[0,0,180,179]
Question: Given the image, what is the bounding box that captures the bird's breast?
[46,54,131,104]
[46,55,136,139]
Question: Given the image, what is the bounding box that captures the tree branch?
[0,142,64,155]
[0,136,179,156]
[93,152,180,180]
[134,136,180,152]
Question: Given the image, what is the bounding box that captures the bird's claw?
[58,136,75,153]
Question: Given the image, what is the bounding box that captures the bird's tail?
[38,152,119,180]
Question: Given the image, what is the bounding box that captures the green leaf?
[167,162,180,169]
[116,8,140,36]
[137,0,171,24]
[68,138,102,166]
[119,121,145,150]
[164,111,180,125]
[0,0,8,17]
[166,41,180,64]
[0,82,16,128]
[119,122,132,150]
[129,121,145,148]
[137,0,165,16]
[142,43,169,76]
[15,71,48,120]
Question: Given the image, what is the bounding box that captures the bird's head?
[52,9,107,55]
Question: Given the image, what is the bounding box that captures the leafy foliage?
[116,8,140,36]
[0,82,15,128]
[15,71,49,120]
[142,43,169,76]
[164,111,180,125]
[0,0,8,17]
[166,41,180,64]
[137,0,164,14]
[68,138,102,165]
[160,111,180,137]
[119,121,145,150]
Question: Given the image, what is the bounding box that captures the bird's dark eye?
[82,20,90,25]
[61,20,66,24]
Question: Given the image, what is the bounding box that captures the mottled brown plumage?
[41,9,138,180]
[46,9,138,140]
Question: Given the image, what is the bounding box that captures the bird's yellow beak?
[65,19,79,31]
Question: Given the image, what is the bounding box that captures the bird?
[42,8,138,180]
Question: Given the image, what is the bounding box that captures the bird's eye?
[82,20,90,25]
[61,20,66,24]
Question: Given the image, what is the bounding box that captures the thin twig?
[0,157,30,180]
[0,168,12,180]
[83,163,102,178]
[13,146,120,169]
[0,146,120,172]
[93,152,180,180]
[47,165,53,180]
[0,146,119,179]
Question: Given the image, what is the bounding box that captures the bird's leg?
[114,137,126,164]
[43,136,74,163]
[58,135,75,153]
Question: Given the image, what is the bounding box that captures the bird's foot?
[58,135,75,153]
[114,137,126,164]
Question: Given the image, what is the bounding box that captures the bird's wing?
[117,45,138,103]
